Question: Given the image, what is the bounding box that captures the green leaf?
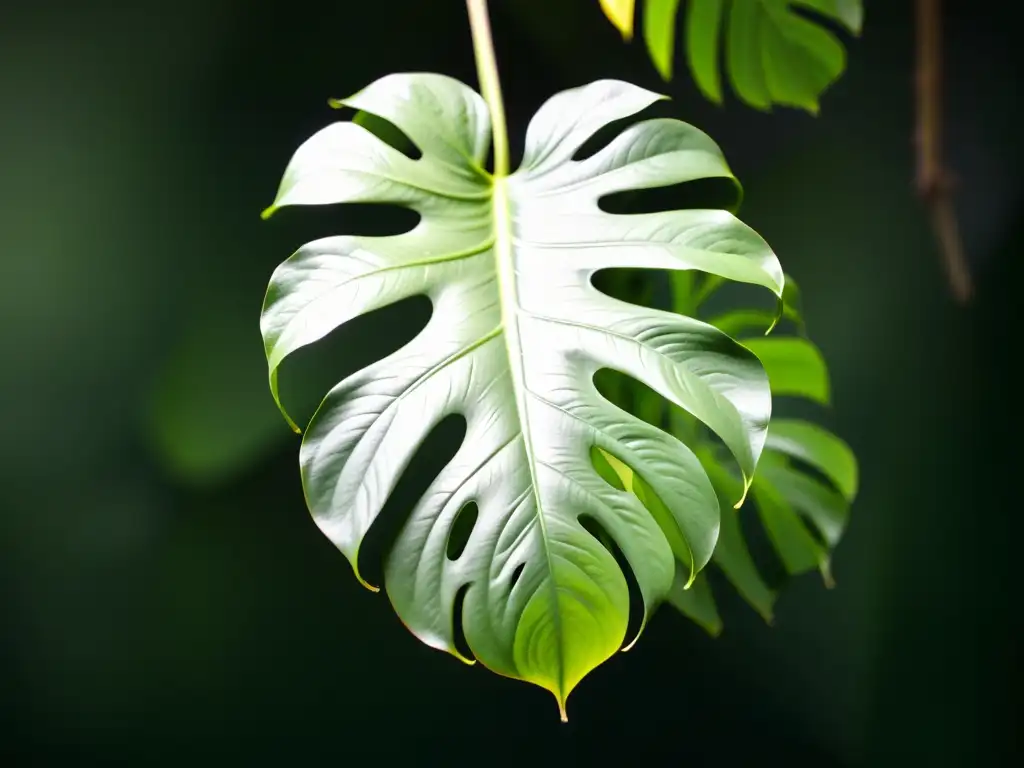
[261,74,783,716]
[636,0,862,112]
[643,0,685,81]
[666,567,721,636]
[765,419,858,501]
[684,0,727,100]
[662,272,854,631]
[703,458,776,621]
[707,308,777,337]
[599,449,700,590]
[752,469,831,581]
[760,461,849,548]
[741,337,830,404]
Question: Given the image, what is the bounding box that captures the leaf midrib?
[492,175,566,697]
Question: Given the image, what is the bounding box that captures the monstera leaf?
[599,0,863,113]
[595,269,857,633]
[671,303,858,632]
[260,73,785,717]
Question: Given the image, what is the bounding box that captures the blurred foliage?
[599,0,863,112]
[593,266,857,636]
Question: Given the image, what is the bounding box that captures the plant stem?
[915,0,972,303]
[466,0,510,177]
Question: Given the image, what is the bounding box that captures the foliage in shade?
[599,0,864,113]
[260,72,787,718]
[629,276,859,632]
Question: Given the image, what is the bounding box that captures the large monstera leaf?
[599,0,864,113]
[260,73,784,717]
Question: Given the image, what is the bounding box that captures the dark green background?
[1,0,1019,764]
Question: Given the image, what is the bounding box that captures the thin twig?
[915,0,972,303]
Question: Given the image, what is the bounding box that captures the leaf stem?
[466,0,510,176]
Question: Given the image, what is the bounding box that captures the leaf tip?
[821,561,836,589]
[652,57,673,82]
[327,97,345,110]
[344,544,380,592]
[269,369,302,434]
[682,564,697,590]
[695,82,725,107]
[734,478,751,509]
[847,8,865,35]
[354,570,380,593]
[260,204,277,221]
[620,612,649,653]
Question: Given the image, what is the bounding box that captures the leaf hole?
[571,103,670,161]
[445,501,478,561]
[590,444,627,491]
[798,512,831,550]
[351,110,423,159]
[276,295,432,429]
[698,279,778,324]
[480,141,495,176]
[509,562,525,590]
[356,413,467,588]
[451,583,475,662]
[578,514,644,645]
[598,177,741,215]
[591,268,670,312]
[267,202,421,238]
[592,368,668,431]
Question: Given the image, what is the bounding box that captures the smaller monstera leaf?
[754,418,857,582]
[261,73,784,716]
[668,307,857,629]
[603,0,863,113]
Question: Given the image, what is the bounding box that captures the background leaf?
[627,0,863,112]
[666,568,721,635]
[643,267,856,630]
[765,419,858,501]
[742,336,831,404]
